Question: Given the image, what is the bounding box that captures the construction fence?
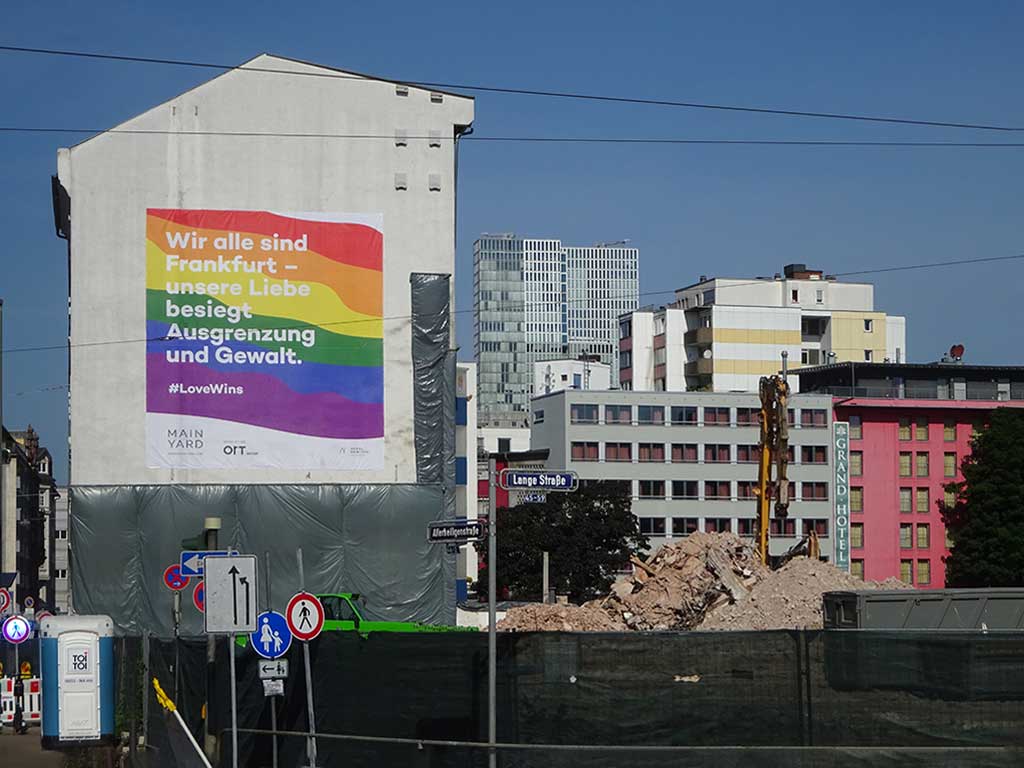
[120,630,1024,767]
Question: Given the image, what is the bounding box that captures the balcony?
[684,327,713,346]
[684,358,714,376]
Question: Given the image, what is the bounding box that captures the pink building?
[800,361,1024,588]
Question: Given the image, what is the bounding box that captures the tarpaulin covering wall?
[69,483,449,634]
[137,630,1024,768]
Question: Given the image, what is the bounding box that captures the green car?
[319,593,476,633]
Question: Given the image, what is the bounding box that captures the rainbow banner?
[145,209,384,469]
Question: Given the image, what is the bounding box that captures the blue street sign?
[499,470,578,492]
[180,550,236,577]
[250,611,292,659]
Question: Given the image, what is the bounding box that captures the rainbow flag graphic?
[145,209,384,470]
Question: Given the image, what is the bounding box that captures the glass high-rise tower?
[474,234,639,423]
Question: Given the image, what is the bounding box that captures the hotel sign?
[833,422,851,571]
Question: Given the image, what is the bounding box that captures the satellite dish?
[950,344,965,360]
[702,349,713,359]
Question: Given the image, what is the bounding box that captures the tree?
[941,408,1024,587]
[476,481,648,604]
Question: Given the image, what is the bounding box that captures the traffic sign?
[193,580,205,612]
[286,592,324,642]
[258,659,289,680]
[2,615,31,645]
[427,520,485,544]
[0,587,10,614]
[250,611,292,659]
[35,610,53,622]
[498,469,578,492]
[204,555,258,634]
[180,550,236,577]
[163,564,191,592]
[262,679,284,697]
[23,596,35,610]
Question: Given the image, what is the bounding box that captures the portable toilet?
[38,615,115,749]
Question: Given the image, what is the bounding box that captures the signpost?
[250,611,292,660]
[427,520,485,544]
[163,564,191,592]
[180,550,236,578]
[203,555,259,768]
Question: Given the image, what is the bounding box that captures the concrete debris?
[496,533,911,632]
[697,556,911,631]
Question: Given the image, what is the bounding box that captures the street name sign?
[258,659,289,680]
[499,470,578,492]
[180,550,237,577]
[204,555,258,634]
[427,520,485,544]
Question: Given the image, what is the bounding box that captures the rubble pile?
[698,556,910,631]
[496,602,626,632]
[588,531,769,630]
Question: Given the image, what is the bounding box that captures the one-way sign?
[204,554,258,634]
[427,520,485,544]
[180,550,237,577]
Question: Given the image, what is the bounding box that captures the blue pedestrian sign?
[250,611,292,659]
[180,550,236,577]
[499,469,578,492]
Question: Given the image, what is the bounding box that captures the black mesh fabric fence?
[132,631,1024,768]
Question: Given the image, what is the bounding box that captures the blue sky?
[3,1,1023,482]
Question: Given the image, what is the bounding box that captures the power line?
[5,126,1024,148]
[1,252,1021,357]
[0,44,1021,133]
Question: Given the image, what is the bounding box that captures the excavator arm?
[755,375,791,564]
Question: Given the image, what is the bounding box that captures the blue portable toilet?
[38,615,115,749]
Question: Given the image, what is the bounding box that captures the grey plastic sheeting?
[410,272,457,611]
[69,483,451,636]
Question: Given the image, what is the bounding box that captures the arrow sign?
[180,550,236,577]
[203,555,258,634]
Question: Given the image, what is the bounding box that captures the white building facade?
[474,235,637,421]
[533,357,611,396]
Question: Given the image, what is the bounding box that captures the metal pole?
[142,633,150,750]
[297,548,318,767]
[265,551,278,768]
[488,455,497,768]
[781,350,789,383]
[173,591,181,700]
[542,551,549,604]
[229,633,238,768]
[203,519,221,760]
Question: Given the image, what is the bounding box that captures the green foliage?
[942,409,1024,587]
[476,481,648,603]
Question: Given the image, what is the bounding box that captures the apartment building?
[799,360,1024,586]
[474,234,638,420]
[534,356,612,396]
[530,389,837,559]
[619,263,906,393]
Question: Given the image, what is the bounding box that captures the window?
[704,444,731,463]
[770,518,797,536]
[570,403,599,423]
[671,443,698,463]
[671,406,697,424]
[850,486,864,513]
[737,481,757,499]
[571,442,599,461]
[898,417,912,441]
[639,480,665,498]
[915,487,929,514]
[672,480,699,499]
[864,318,874,332]
[801,482,829,501]
[849,415,862,440]
[705,518,732,533]
[605,442,632,462]
[864,350,873,362]
[944,487,956,507]
[619,319,632,339]
[900,487,913,513]
[791,289,799,303]
[801,446,827,464]
[672,517,698,536]
[772,481,797,502]
[736,407,759,426]
[899,452,912,477]
[55,568,68,579]
[851,523,864,548]
[803,519,829,537]
[533,410,544,424]
[787,409,796,426]
[900,559,913,584]
[736,519,755,536]
[498,438,511,453]
[573,374,582,389]
[639,517,666,536]
[800,409,827,428]
[914,417,929,441]
[916,452,930,477]
[816,289,824,304]
[917,560,931,585]
[638,443,665,462]
[916,524,930,549]
[736,444,761,463]
[944,452,957,477]
[56,529,68,540]
[850,451,863,476]
[704,407,731,425]
[605,405,631,424]
[899,524,913,548]
[851,559,865,579]
[704,481,731,500]
[943,420,957,441]
[638,405,665,425]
